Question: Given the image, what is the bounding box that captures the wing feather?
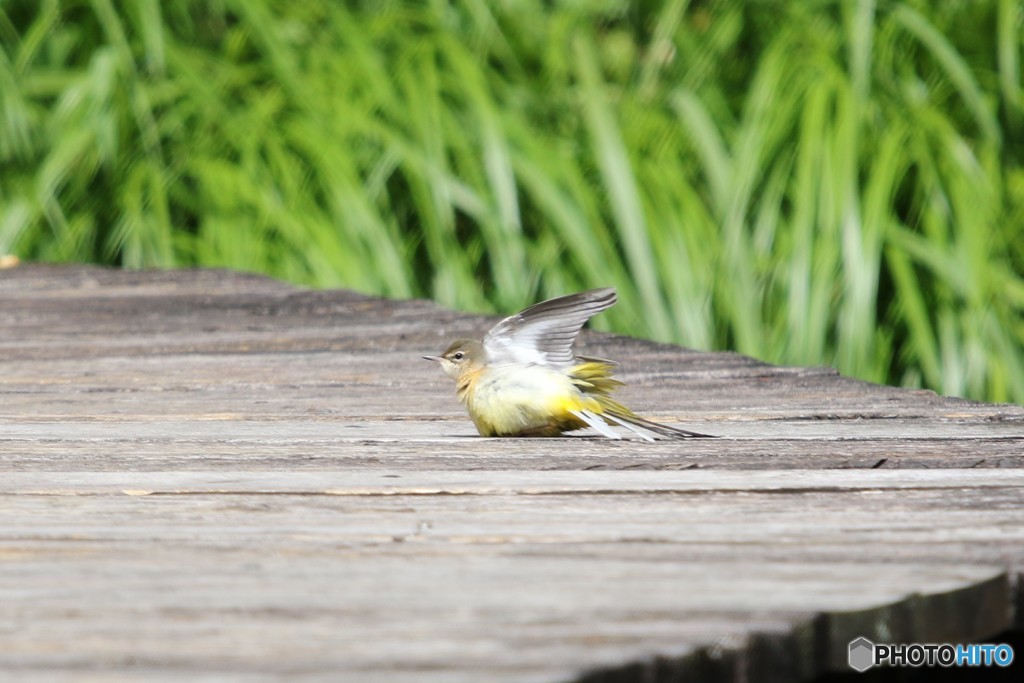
[483,288,617,367]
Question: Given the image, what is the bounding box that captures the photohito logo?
[848,637,1014,672]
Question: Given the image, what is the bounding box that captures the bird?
[423,287,714,440]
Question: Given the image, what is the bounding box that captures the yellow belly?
[461,364,598,437]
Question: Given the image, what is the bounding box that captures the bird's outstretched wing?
[483,288,617,367]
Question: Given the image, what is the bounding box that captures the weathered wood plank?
[2,264,1023,682]
[3,418,1022,472]
[0,483,1015,680]
[2,468,1024,493]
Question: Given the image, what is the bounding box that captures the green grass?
[2,0,1022,404]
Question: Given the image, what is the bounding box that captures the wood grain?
[1,264,1023,682]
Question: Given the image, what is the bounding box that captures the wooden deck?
[2,264,1022,682]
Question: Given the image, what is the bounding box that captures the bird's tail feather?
[567,408,623,440]
[601,412,655,442]
[569,361,715,439]
[600,401,715,439]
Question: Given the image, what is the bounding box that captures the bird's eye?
[452,351,464,360]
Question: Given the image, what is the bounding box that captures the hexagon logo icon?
[848,637,875,672]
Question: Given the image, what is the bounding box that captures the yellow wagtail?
[423,288,714,440]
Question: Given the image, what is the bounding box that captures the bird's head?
[422,339,486,380]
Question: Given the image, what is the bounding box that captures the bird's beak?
[422,355,442,362]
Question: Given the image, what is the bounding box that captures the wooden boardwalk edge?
[576,570,1013,682]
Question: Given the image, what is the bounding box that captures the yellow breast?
[458,364,597,436]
